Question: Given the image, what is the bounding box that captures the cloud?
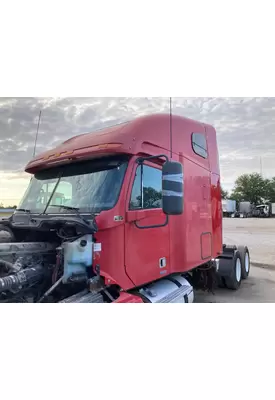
[0,97,275,204]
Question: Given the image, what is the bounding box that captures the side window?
[192,133,208,159]
[130,167,142,209]
[130,165,162,210]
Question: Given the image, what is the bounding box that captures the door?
[125,162,170,286]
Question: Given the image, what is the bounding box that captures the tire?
[218,276,227,288]
[0,224,15,243]
[237,245,250,279]
[224,250,242,290]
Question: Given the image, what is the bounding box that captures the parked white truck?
[222,199,236,217]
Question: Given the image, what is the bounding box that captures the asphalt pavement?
[196,218,275,303]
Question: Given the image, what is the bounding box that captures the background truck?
[0,113,250,303]
[253,204,272,218]
[239,201,252,218]
[222,199,236,217]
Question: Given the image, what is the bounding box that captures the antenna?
[33,110,42,157]
[260,156,263,176]
[169,97,172,159]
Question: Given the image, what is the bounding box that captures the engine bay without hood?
[0,215,118,303]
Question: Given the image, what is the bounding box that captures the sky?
[0,97,275,206]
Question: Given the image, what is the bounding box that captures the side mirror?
[162,161,184,215]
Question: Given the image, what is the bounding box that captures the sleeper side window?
[130,165,162,210]
[192,133,208,159]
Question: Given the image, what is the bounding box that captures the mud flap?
[217,244,237,279]
[217,245,242,290]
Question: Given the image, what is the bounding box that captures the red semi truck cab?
[1,113,250,303]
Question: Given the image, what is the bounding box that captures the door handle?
[126,210,168,229]
[126,209,162,223]
[126,210,146,222]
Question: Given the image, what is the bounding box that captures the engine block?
[0,241,57,266]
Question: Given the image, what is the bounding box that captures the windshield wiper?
[49,204,95,228]
[43,176,61,214]
[16,208,31,213]
[50,205,80,212]
[50,204,86,220]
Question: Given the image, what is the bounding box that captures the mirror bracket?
[136,154,169,165]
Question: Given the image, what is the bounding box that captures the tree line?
[0,203,17,209]
[222,173,275,204]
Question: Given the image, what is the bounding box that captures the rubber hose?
[0,265,45,293]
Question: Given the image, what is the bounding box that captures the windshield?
[18,157,129,214]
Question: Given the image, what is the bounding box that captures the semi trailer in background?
[222,199,236,217]
[0,113,251,303]
[238,201,252,218]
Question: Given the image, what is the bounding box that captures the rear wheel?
[225,250,242,290]
[237,245,250,279]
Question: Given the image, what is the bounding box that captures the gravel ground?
[195,218,275,303]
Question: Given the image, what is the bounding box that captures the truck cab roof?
[25,113,218,174]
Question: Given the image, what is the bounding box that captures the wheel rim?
[245,253,250,273]
[236,258,241,282]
